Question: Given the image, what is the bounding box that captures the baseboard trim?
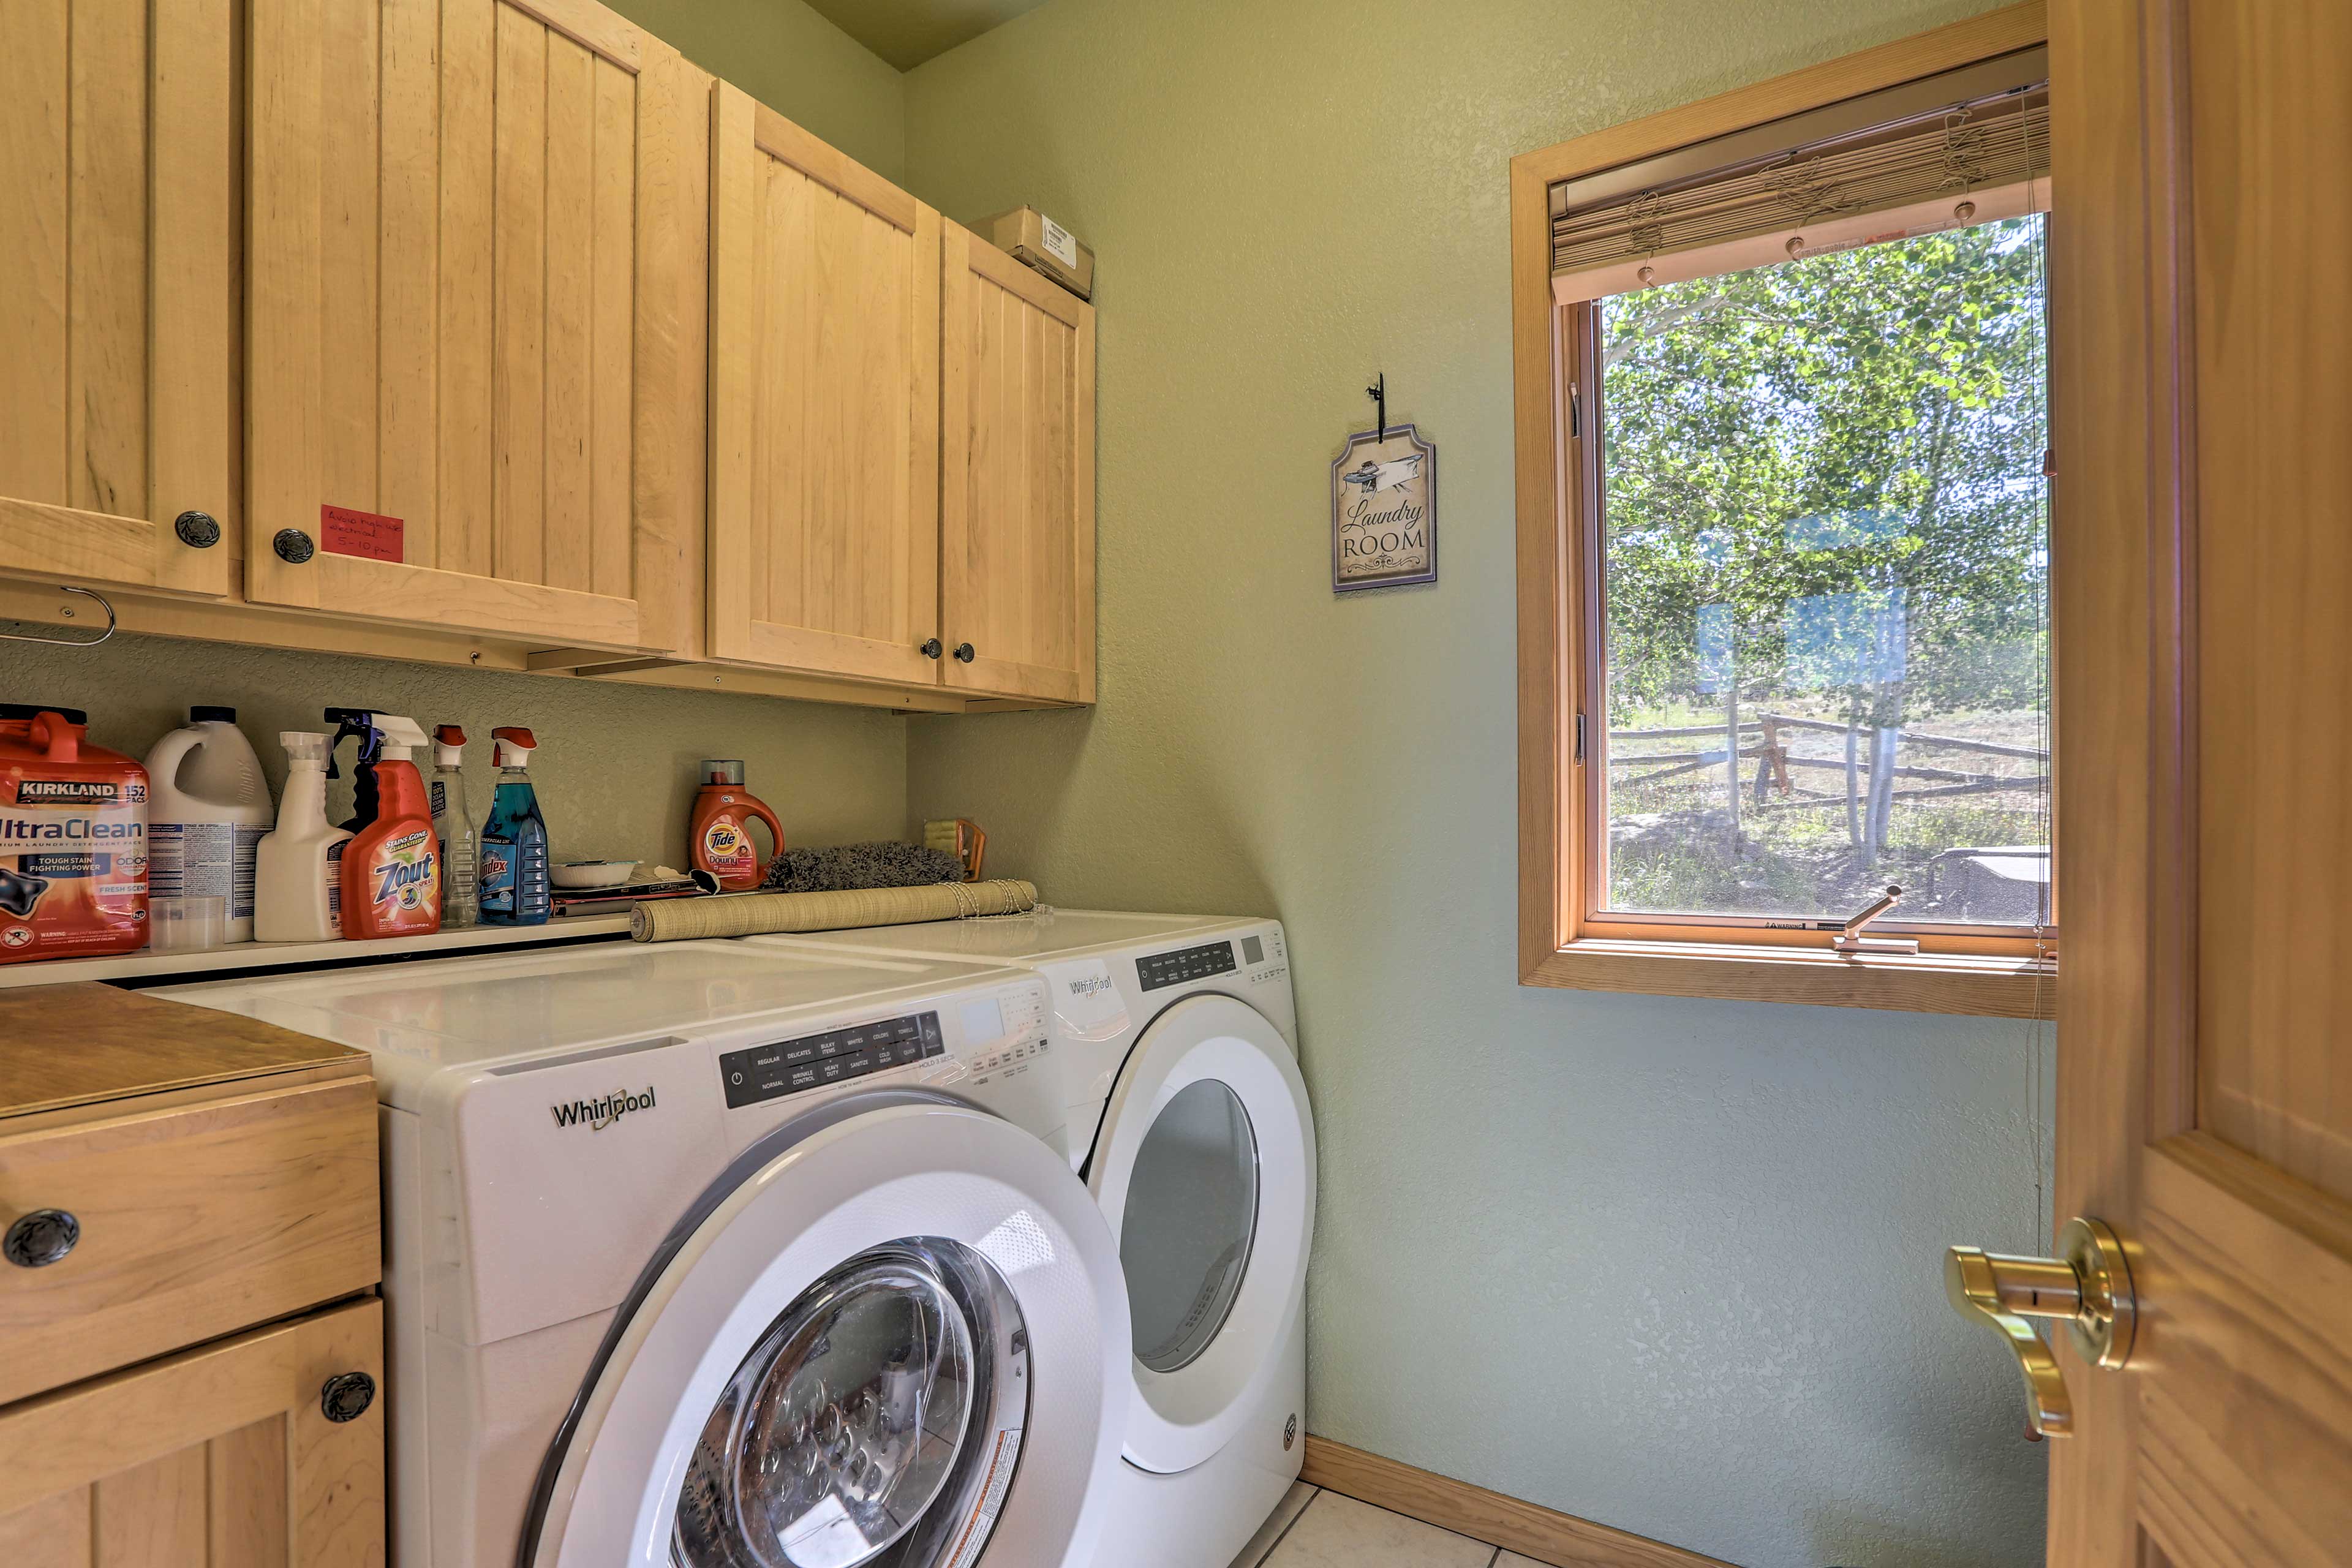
[1299,1436,1737,1568]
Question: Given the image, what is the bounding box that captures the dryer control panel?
[1136,939,1238,992]
[719,1012,947,1108]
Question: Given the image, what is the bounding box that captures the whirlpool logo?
[549,1085,657,1132]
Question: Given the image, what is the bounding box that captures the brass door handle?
[1945,1216,2136,1439]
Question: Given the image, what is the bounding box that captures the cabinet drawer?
[0,1075,379,1404]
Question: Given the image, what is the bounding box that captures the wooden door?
[0,0,232,598]
[706,85,942,685]
[245,0,692,654]
[2046,1,2352,1562]
[0,1300,383,1566]
[940,223,1096,704]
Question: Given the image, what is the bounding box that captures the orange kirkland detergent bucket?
[339,717,442,939]
[689,760,785,892]
[0,705,149,963]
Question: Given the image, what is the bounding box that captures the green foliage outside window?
[1596,215,2051,927]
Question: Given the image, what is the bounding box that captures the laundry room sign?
[1330,423,1437,592]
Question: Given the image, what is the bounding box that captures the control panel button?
[722,1011,943,1108]
[1135,940,1239,993]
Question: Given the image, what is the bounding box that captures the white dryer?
[156,938,1132,1568]
[755,911,1314,1568]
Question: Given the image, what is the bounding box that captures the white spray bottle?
[254,732,355,941]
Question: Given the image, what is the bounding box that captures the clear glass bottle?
[429,725,478,929]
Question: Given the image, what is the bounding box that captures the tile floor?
[1227,1482,1545,1568]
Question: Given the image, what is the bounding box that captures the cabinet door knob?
[273,528,315,564]
[952,643,976,663]
[173,510,222,549]
[320,1371,376,1423]
[919,638,943,659]
[4,1208,80,1268]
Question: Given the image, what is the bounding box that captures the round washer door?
[1087,993,1316,1474]
[528,1101,1130,1568]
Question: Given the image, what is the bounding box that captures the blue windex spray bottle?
[478,727,549,925]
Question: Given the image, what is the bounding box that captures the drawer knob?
[321,1371,376,1423]
[919,638,943,659]
[4,1208,80,1268]
[273,528,315,564]
[173,510,222,549]
[952,642,976,663]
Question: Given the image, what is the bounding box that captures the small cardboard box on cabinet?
[979,207,1095,300]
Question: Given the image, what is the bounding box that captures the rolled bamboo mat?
[631,880,1038,943]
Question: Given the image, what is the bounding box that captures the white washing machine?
[755,911,1314,1568]
[156,938,1133,1568]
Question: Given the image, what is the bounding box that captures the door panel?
[2049,1,2352,1562]
[2188,0,2352,1208]
[707,86,941,685]
[0,1300,383,1566]
[941,225,1096,704]
[0,0,232,597]
[247,0,687,652]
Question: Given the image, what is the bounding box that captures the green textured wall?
[900,2,2051,1565]
[610,0,907,178]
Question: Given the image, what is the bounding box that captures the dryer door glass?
[673,1237,1029,1568]
[1120,1079,1260,1373]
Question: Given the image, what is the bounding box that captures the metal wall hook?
[1365,372,1387,440]
[0,586,118,648]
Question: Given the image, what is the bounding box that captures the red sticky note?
[320,504,405,563]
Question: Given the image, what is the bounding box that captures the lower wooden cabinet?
[0,986,385,1566]
[0,1300,385,1567]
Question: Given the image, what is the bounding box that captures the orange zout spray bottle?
[690,760,785,891]
[338,715,441,938]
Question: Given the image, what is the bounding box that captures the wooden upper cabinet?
[941,223,1096,704]
[707,85,943,686]
[245,0,692,654]
[0,0,233,598]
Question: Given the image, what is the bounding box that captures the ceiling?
[800,0,1057,70]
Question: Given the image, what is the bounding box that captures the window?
[1592,216,2049,932]
[1511,12,2057,1016]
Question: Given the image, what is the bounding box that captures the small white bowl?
[551,859,638,889]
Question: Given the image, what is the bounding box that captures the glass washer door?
[1119,1080,1259,1373]
[1088,992,1315,1474]
[673,1237,1029,1568]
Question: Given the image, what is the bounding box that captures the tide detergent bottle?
[338,715,441,938]
[478,728,548,926]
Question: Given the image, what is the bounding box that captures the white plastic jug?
[145,707,273,948]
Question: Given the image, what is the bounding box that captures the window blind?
[1550,49,2048,292]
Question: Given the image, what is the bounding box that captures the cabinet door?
[0,1300,383,1567]
[707,85,942,685]
[940,224,1096,704]
[246,0,691,653]
[0,0,232,598]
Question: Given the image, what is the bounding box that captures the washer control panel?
[719,1011,946,1109]
[1136,939,1237,993]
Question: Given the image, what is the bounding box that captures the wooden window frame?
[1510,2,2057,1019]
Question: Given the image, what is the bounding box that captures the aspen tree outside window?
[1512,23,2057,1016]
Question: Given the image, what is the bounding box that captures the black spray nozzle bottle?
[324,709,388,832]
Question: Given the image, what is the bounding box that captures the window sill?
[1522,937,2054,1019]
